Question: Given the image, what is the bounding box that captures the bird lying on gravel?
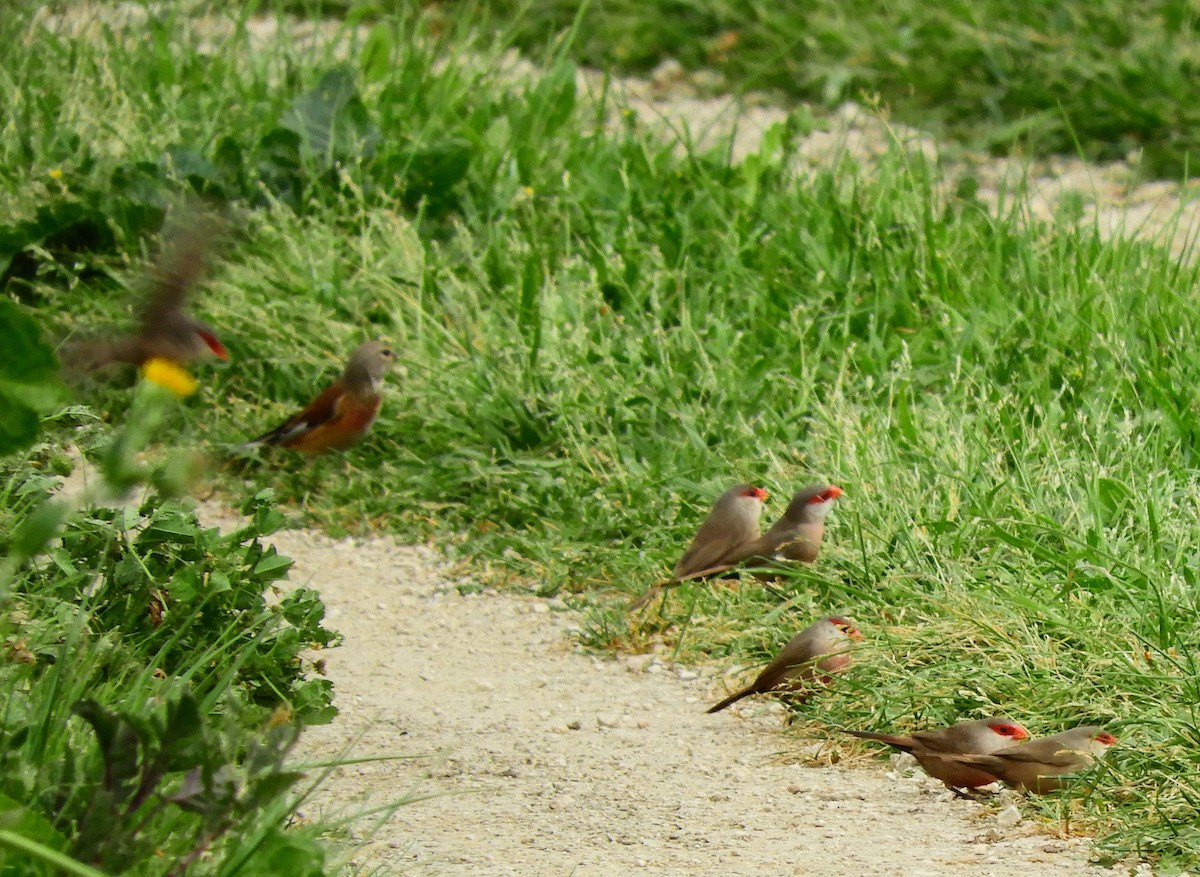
[844,717,1031,791]
[939,726,1117,794]
[706,616,861,714]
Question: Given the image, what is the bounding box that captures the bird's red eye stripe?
[807,486,844,503]
[993,724,1028,739]
[1096,732,1118,745]
[745,487,769,501]
[831,619,861,639]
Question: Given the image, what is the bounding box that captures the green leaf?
[72,701,142,798]
[0,300,58,384]
[0,827,107,877]
[252,552,293,580]
[360,23,394,84]
[10,499,68,560]
[279,68,380,164]
[0,392,41,456]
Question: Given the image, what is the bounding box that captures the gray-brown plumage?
[941,726,1117,794]
[629,483,768,610]
[706,615,860,713]
[844,717,1031,790]
[750,484,842,564]
[60,211,229,373]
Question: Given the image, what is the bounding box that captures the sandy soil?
[198,502,1109,877]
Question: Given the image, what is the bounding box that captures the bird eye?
[382,348,395,358]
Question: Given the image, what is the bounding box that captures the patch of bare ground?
[199,502,1109,877]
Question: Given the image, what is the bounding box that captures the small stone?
[566,720,582,731]
[650,58,686,89]
[1042,842,1067,854]
[530,602,550,614]
[624,654,654,673]
[597,714,620,729]
[498,767,519,778]
[995,804,1022,828]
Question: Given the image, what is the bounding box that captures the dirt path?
[201,503,1104,876]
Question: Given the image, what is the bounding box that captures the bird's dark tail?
[842,729,915,752]
[706,688,753,714]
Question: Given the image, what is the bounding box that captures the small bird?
[941,726,1118,794]
[844,717,1031,791]
[61,213,229,372]
[751,484,842,563]
[629,483,768,610]
[244,341,395,454]
[706,615,861,714]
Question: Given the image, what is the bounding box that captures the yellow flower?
[140,358,198,397]
[48,168,63,180]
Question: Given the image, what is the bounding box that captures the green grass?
[6,0,1200,871]
[421,0,1200,179]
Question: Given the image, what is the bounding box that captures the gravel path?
[201,504,1106,877]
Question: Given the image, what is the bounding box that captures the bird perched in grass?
[844,717,1031,791]
[629,483,768,610]
[243,341,395,454]
[61,211,229,374]
[940,725,1117,794]
[706,615,861,713]
[751,484,842,564]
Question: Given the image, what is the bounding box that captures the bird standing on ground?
[243,341,395,454]
[940,725,1117,794]
[61,213,229,373]
[751,484,842,563]
[706,615,861,713]
[844,717,1031,790]
[629,483,768,610]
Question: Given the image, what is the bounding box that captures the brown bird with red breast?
[706,615,861,713]
[629,483,768,610]
[844,717,1031,791]
[941,725,1117,794]
[61,212,229,373]
[243,341,395,454]
[751,484,842,563]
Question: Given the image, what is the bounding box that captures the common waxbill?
[706,615,861,713]
[243,341,395,454]
[751,484,842,563]
[943,726,1117,794]
[629,483,768,610]
[845,717,1031,790]
[61,213,229,372]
